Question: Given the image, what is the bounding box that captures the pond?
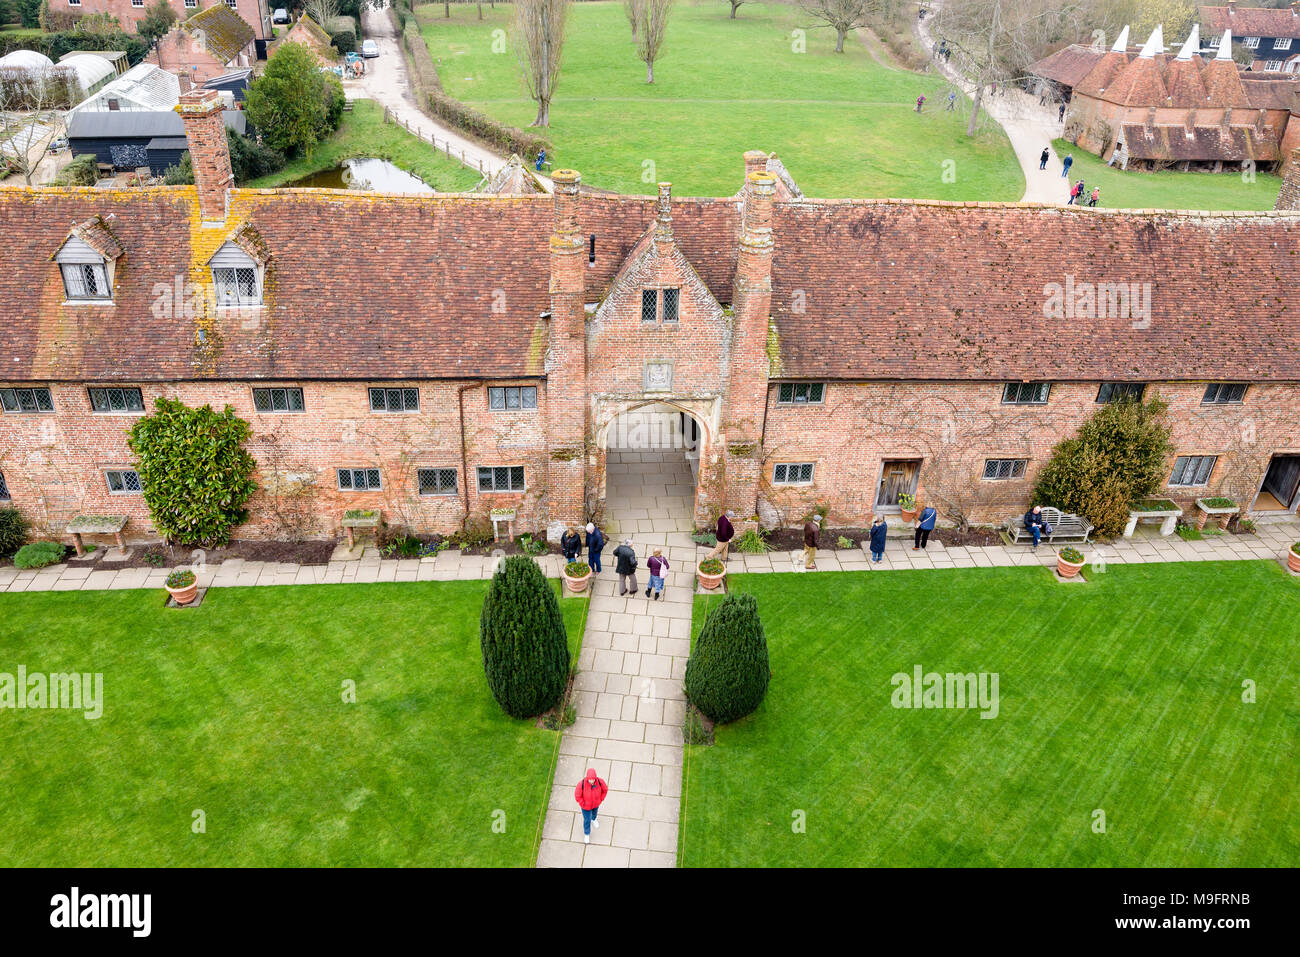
[287,158,434,193]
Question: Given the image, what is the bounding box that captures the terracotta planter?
[562,568,593,594]
[165,580,199,605]
[899,507,918,523]
[1287,548,1300,574]
[1056,554,1086,579]
[697,561,727,590]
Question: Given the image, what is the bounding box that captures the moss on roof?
[184,5,256,64]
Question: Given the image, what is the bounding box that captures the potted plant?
[697,557,727,590]
[1289,542,1300,575]
[489,506,517,522]
[898,492,918,523]
[1056,546,1086,579]
[165,568,199,605]
[562,559,592,594]
[1195,497,1239,530]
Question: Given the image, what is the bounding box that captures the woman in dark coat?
[560,526,582,563]
[869,517,888,562]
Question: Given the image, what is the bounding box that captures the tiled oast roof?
[1163,57,1208,107]
[1101,54,1168,106]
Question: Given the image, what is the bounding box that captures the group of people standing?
[560,522,671,600]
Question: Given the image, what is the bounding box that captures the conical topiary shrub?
[684,592,770,725]
[480,555,570,719]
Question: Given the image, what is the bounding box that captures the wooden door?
[877,460,919,507]
[1263,456,1300,509]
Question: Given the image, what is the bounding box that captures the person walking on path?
[803,515,821,570]
[1039,147,1049,170]
[1088,186,1100,207]
[913,504,938,550]
[946,90,957,111]
[1062,153,1073,178]
[560,526,582,564]
[707,510,735,561]
[613,538,639,596]
[916,94,926,113]
[645,549,670,600]
[585,522,605,573]
[1067,181,1079,205]
[1058,101,1067,122]
[574,768,608,845]
[869,517,888,562]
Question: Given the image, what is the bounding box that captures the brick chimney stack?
[653,181,674,254]
[1275,148,1300,209]
[721,169,778,514]
[743,149,768,180]
[1227,0,1236,12]
[176,89,232,222]
[546,169,588,535]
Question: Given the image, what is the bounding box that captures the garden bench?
[66,515,128,556]
[1005,506,1093,545]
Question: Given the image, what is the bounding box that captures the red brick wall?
[150,28,254,87]
[65,0,269,41]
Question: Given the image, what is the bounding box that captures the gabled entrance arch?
[592,395,723,533]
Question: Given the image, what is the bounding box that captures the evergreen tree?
[685,592,770,725]
[480,555,570,719]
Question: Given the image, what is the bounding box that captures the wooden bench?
[1005,506,1093,545]
[66,515,128,556]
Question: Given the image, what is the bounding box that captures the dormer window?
[56,237,111,301]
[210,241,262,307]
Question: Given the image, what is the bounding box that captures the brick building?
[148,5,257,88]
[3,89,1300,545]
[59,0,271,43]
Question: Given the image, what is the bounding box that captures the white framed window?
[210,242,262,307]
[88,387,144,413]
[337,468,381,491]
[185,0,197,5]
[1277,38,1293,51]
[0,470,9,501]
[488,386,537,411]
[1202,383,1247,404]
[226,0,237,7]
[1243,36,1260,49]
[417,468,458,496]
[1169,455,1217,487]
[105,469,142,494]
[1002,382,1051,405]
[1096,382,1145,403]
[1266,60,1283,71]
[1,387,54,413]
[253,387,305,413]
[982,458,1027,481]
[56,236,111,301]
[67,0,81,6]
[777,383,825,404]
[131,0,143,6]
[369,387,419,413]
[477,466,525,492]
[773,462,814,486]
[1207,33,1221,48]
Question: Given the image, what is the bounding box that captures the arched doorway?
[596,400,714,536]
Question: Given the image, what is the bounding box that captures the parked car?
[272,7,290,23]
[361,39,379,58]
[48,136,69,154]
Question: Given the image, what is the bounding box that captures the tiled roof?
[184,5,256,64]
[1120,122,1277,161]
[1201,6,1300,40]
[1029,44,1107,88]
[4,187,1300,384]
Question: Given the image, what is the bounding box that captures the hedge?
[325,15,360,54]
[0,28,149,66]
[400,18,549,163]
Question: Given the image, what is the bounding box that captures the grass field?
[681,562,1299,867]
[418,1,1022,199]
[0,579,586,866]
[1051,138,1283,211]
[245,99,485,192]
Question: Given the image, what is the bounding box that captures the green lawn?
[0,579,587,866]
[418,2,1022,199]
[682,562,1299,867]
[1052,138,1283,211]
[245,99,485,192]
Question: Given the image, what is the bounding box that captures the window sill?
[63,299,114,306]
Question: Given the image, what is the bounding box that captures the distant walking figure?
[1062,153,1073,178]
[574,768,608,845]
[560,526,582,563]
[585,522,605,574]
[1058,101,1067,122]
[1039,147,1049,170]
[646,549,670,600]
[803,515,821,570]
[869,517,888,562]
[613,539,638,596]
[916,94,926,113]
[913,505,938,550]
[946,90,957,111]
[1088,186,1100,207]
[707,510,735,561]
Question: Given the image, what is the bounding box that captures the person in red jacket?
[574,768,608,844]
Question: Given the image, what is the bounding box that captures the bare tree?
[798,0,878,54]
[0,67,76,186]
[637,0,673,83]
[930,0,1087,136]
[514,0,569,127]
[304,0,339,25]
[624,0,638,36]
[727,0,744,18]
